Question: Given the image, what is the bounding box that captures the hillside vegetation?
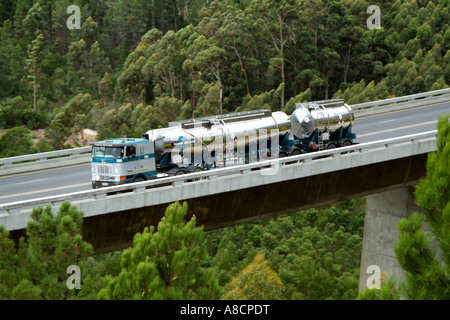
[0,0,448,156]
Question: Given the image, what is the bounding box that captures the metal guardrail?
[0,89,448,177]
[0,130,438,219]
[0,146,91,176]
[351,88,450,117]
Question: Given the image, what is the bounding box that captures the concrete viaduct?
[0,131,438,292]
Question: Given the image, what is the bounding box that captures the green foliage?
[0,125,34,157]
[1,0,448,143]
[394,115,450,299]
[206,198,366,300]
[98,201,223,300]
[23,33,44,110]
[97,102,160,140]
[0,202,93,300]
[154,96,183,125]
[222,252,285,300]
[357,272,401,300]
[1,197,367,300]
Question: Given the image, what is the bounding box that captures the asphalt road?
[353,102,449,143]
[0,101,448,205]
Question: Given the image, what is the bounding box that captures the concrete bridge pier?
[359,186,421,292]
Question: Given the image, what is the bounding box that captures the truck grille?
[95,164,114,180]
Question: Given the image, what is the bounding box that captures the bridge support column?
[359,186,420,293]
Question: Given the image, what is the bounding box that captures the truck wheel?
[134,176,146,182]
[187,167,203,182]
[326,143,336,149]
[342,140,352,147]
[287,149,302,164]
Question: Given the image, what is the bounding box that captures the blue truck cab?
[91,138,156,188]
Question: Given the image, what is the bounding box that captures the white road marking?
[357,120,438,138]
[15,179,46,185]
[378,119,396,124]
[0,182,91,200]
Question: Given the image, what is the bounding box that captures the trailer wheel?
[167,168,186,176]
[291,149,301,156]
[342,140,352,147]
[326,143,336,149]
[187,166,203,182]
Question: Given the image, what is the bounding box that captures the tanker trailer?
[91,100,356,187]
[286,99,356,153]
[143,109,291,175]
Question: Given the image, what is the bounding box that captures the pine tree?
[98,201,223,300]
[0,202,93,299]
[22,2,44,37]
[23,33,44,110]
[394,114,450,299]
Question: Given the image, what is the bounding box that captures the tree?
[222,252,285,300]
[394,114,450,299]
[98,201,223,300]
[0,125,33,157]
[250,0,300,110]
[23,33,44,111]
[22,2,44,37]
[194,83,221,117]
[154,96,183,125]
[67,38,111,96]
[116,55,148,104]
[143,29,186,100]
[0,21,27,98]
[81,16,100,47]
[193,44,226,114]
[52,92,99,142]
[0,202,93,299]
[51,0,72,55]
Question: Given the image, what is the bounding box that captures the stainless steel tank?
[145,110,291,156]
[291,99,354,139]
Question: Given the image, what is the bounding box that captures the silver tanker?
[91,99,356,187]
[144,99,355,161]
[145,109,290,164]
[291,99,355,149]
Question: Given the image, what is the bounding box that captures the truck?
[90,99,355,188]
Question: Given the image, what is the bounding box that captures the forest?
[0,198,367,299]
[0,0,449,156]
[0,0,449,300]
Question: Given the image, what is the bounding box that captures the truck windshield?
[92,146,124,159]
